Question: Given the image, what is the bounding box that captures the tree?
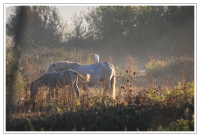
[84,6,194,63]
[66,12,87,53]
[6,6,65,50]
[6,6,31,116]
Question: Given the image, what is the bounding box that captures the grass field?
[6,45,194,131]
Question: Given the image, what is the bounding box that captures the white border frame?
[2,2,198,135]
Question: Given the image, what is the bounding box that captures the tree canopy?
[6,6,64,50]
[6,6,194,65]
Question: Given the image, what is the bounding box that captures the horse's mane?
[68,62,80,68]
[52,61,78,71]
[34,72,56,82]
[104,62,113,67]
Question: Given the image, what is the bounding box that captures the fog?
[6,6,194,69]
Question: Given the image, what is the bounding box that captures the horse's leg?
[71,85,76,107]
[68,85,72,106]
[44,91,47,107]
[68,77,76,107]
[74,84,80,99]
[53,87,58,99]
[105,79,112,97]
[111,76,116,100]
[74,74,80,99]
[101,81,106,96]
[72,82,79,107]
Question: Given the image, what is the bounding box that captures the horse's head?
[30,82,37,99]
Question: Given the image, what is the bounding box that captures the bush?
[158,115,194,131]
[6,37,25,113]
[6,80,194,131]
[145,57,194,84]
[6,38,194,131]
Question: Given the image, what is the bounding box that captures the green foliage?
[6,37,15,94]
[145,59,167,73]
[6,6,194,65]
[6,36,25,113]
[145,56,194,82]
[6,40,194,131]
[28,120,36,131]
[6,6,64,50]
[13,71,24,97]
[7,80,194,131]
[158,115,194,131]
[85,6,194,62]
[6,37,14,75]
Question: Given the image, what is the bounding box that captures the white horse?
[30,69,90,99]
[93,54,99,63]
[48,61,116,99]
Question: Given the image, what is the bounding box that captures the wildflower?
[128,100,132,105]
[57,106,62,114]
[86,103,89,108]
[76,100,81,106]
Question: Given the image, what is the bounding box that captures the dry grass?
[7,47,194,126]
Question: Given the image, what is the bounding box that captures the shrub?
[6,81,194,131]
[145,57,194,84]
[157,115,194,131]
[6,40,195,131]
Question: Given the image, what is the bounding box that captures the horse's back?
[48,61,115,85]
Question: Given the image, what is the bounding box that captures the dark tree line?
[6,6,64,50]
[6,6,194,64]
[84,6,194,64]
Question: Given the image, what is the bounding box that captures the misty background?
[5,6,195,121]
[6,6,194,69]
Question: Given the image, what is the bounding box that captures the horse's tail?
[75,72,90,82]
[111,66,116,100]
[85,74,90,82]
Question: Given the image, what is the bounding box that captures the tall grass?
[145,56,194,86]
[6,37,194,131]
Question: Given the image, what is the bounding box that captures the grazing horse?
[48,61,116,99]
[30,69,90,99]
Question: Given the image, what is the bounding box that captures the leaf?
[57,106,62,114]
[76,99,81,106]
